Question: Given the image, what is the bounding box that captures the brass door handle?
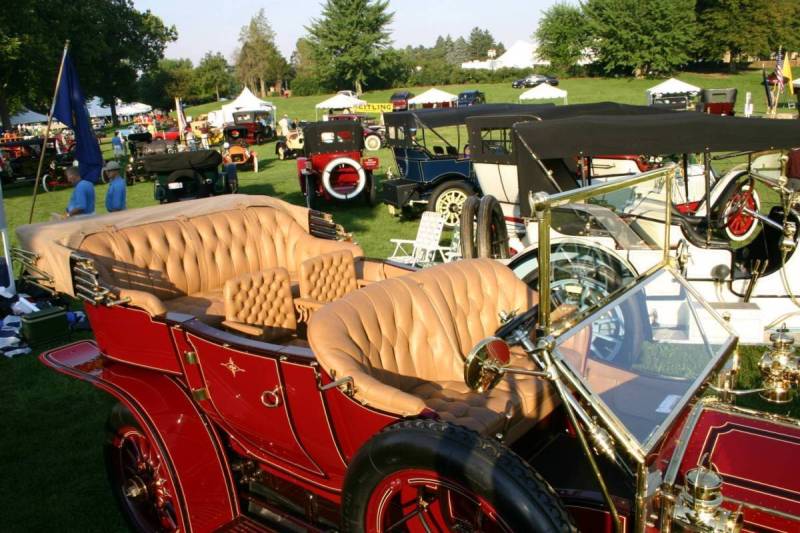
[260,386,281,408]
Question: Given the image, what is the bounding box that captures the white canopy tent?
[314,93,367,119]
[116,102,152,116]
[408,88,458,108]
[519,84,568,104]
[86,97,112,118]
[646,78,701,104]
[10,108,49,125]
[221,87,276,126]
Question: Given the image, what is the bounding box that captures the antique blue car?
[382,104,550,227]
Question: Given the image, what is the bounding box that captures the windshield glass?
[554,269,733,450]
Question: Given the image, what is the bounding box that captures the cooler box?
[21,306,70,346]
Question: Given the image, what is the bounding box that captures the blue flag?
[52,52,104,184]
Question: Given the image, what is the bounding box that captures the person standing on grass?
[64,166,95,217]
[111,131,123,157]
[104,161,126,212]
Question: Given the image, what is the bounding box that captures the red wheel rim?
[725,186,757,237]
[110,426,182,532]
[364,469,512,533]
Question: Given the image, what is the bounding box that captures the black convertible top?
[302,120,364,154]
[512,113,800,217]
[142,150,222,173]
[385,103,556,130]
[513,112,800,159]
[468,102,676,164]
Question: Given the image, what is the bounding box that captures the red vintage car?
[225,110,275,145]
[298,121,378,209]
[16,173,800,533]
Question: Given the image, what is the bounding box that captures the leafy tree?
[0,0,175,128]
[535,3,589,73]
[447,37,470,65]
[583,0,697,77]
[306,0,394,94]
[235,9,289,96]
[194,52,236,101]
[695,0,800,68]
[137,58,194,109]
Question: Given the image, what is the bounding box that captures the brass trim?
[191,388,208,401]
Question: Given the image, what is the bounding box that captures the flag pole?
[28,40,70,224]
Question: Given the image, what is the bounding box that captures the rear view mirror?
[464,337,511,393]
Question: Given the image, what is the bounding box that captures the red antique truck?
[15,172,800,532]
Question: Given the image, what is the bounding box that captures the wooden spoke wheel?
[105,404,183,532]
[365,468,512,533]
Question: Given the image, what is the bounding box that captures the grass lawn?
[1,70,797,531]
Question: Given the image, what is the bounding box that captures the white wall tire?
[322,157,366,200]
[41,173,51,193]
[364,134,381,151]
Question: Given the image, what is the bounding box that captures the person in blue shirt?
[104,161,126,212]
[111,131,123,157]
[65,166,95,217]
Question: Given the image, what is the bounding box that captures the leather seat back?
[299,250,357,303]
[309,259,537,414]
[223,267,297,341]
[78,206,363,307]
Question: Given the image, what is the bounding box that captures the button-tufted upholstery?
[223,267,297,341]
[78,206,362,324]
[309,259,582,440]
[299,250,358,304]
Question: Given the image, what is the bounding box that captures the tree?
[235,9,288,96]
[194,52,235,101]
[583,0,697,77]
[695,0,800,68]
[137,58,194,109]
[467,27,501,60]
[535,3,589,72]
[447,37,470,65]
[0,0,175,128]
[306,0,394,94]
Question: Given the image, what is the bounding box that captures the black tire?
[276,144,287,160]
[341,419,575,533]
[363,172,377,206]
[427,179,475,228]
[477,195,510,259]
[105,403,184,532]
[460,195,480,259]
[304,172,316,210]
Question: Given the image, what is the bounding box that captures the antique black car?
[146,150,227,203]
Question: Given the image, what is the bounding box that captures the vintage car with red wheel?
[228,110,275,145]
[223,127,258,172]
[297,120,378,209]
[16,166,800,532]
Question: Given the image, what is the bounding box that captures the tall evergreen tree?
[306,0,394,94]
[583,0,697,77]
[235,9,289,96]
[535,2,589,72]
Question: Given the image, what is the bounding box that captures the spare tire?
[322,157,366,200]
[460,195,480,259]
[341,419,575,532]
[477,195,510,259]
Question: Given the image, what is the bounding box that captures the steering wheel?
[494,305,540,341]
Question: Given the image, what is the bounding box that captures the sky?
[133,0,562,64]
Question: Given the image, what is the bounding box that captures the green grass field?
[1,70,797,531]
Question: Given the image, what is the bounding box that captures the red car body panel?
[677,408,800,532]
[40,340,239,531]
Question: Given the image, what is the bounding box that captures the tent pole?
[29,40,70,224]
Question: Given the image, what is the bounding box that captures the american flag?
[775,49,785,92]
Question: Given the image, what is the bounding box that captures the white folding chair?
[388,211,448,267]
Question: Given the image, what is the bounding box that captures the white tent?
[10,108,49,125]
[646,78,701,104]
[408,87,457,108]
[221,87,276,125]
[116,102,152,116]
[315,93,367,119]
[86,97,112,118]
[519,84,568,104]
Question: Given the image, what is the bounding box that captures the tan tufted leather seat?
[78,206,362,324]
[223,268,297,341]
[297,250,358,307]
[309,259,577,441]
